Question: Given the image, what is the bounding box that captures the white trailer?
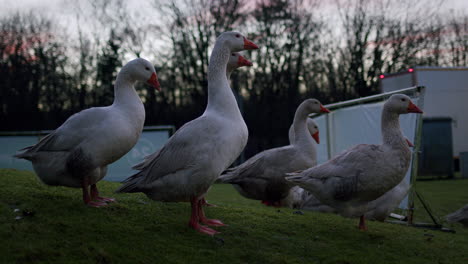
[380,67,468,158]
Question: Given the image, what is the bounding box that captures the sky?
[0,0,465,60]
[1,0,466,34]
[1,0,466,18]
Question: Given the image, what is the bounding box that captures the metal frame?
[0,125,176,138]
[311,86,425,113]
[310,86,427,223]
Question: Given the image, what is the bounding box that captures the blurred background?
[0,0,466,160]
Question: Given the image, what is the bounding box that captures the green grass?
[1,168,467,264]
[413,178,468,224]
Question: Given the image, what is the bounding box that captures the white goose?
[282,118,320,209]
[301,140,412,218]
[446,204,468,227]
[288,118,320,144]
[116,32,258,236]
[219,99,330,206]
[365,177,410,221]
[286,94,422,230]
[15,58,160,207]
[135,52,253,208]
[300,173,411,220]
[132,52,252,174]
[227,52,253,77]
[203,52,252,208]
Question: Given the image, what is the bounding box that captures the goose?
[300,174,411,220]
[227,52,253,77]
[365,178,410,221]
[301,139,413,217]
[131,52,252,174]
[446,204,468,227]
[219,99,330,206]
[281,118,320,209]
[288,118,320,144]
[286,94,422,230]
[116,32,258,235]
[132,52,253,209]
[15,58,160,207]
[203,51,252,207]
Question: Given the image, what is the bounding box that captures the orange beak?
[407,101,423,113]
[320,104,331,113]
[405,138,414,147]
[243,37,259,50]
[238,55,253,67]
[312,131,320,144]
[147,72,161,91]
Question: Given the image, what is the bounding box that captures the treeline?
[0,0,466,157]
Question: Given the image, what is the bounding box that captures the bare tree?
[0,13,73,130]
[147,0,249,127]
[244,0,325,153]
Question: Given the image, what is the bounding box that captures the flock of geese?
[15,31,423,236]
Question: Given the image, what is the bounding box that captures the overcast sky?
[1,0,466,18]
[1,0,465,60]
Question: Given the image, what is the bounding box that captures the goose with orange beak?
[117,32,258,236]
[15,58,160,207]
[286,94,423,230]
[219,99,330,206]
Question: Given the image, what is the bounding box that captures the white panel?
[381,68,468,156]
[416,70,468,156]
[312,115,329,165]
[381,73,413,93]
[0,129,172,182]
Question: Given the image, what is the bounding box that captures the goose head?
[124,58,161,91]
[306,118,320,144]
[289,117,321,144]
[217,31,258,52]
[303,98,331,114]
[289,100,328,144]
[227,52,253,73]
[385,94,423,114]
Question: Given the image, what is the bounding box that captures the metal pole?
[408,86,426,224]
[325,113,333,160]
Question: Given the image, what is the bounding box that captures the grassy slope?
[1,169,467,264]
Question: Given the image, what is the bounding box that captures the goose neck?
[208,43,230,83]
[292,104,313,146]
[226,70,233,79]
[112,72,144,124]
[113,73,137,104]
[381,106,406,148]
[206,43,239,116]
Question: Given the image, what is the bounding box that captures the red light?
[408,68,414,72]
[379,74,385,79]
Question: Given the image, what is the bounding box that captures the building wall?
[382,68,468,156]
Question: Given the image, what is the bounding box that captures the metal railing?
[311,86,425,115]
[0,125,176,137]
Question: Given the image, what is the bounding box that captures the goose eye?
[145,67,150,71]
[401,98,406,102]
[232,53,235,56]
[235,34,240,38]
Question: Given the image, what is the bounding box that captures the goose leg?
[188,197,219,235]
[261,200,281,207]
[198,198,226,227]
[200,198,217,207]
[358,215,368,231]
[90,184,116,203]
[81,177,106,207]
